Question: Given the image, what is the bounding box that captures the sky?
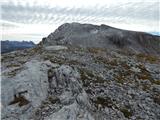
[0,0,160,43]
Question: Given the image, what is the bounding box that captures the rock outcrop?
[1,23,160,120]
[1,59,94,120]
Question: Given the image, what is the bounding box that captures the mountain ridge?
[40,22,160,55]
[1,40,35,54]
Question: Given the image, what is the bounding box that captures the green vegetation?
[108,59,119,66]
[48,96,60,104]
[67,60,86,66]
[38,96,60,111]
[136,53,159,63]
[153,95,160,105]
[43,54,65,65]
[94,55,119,70]
[88,47,106,54]
[85,89,92,94]
[79,68,94,81]
[93,96,114,108]
[115,69,133,84]
[4,67,22,77]
[137,64,153,80]
[142,84,151,91]
[115,74,125,84]
[152,80,160,85]
[79,68,105,87]
[6,64,21,68]
[94,56,108,64]
[136,116,143,120]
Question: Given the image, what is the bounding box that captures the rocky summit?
[1,23,160,120]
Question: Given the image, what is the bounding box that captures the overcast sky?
[0,0,159,43]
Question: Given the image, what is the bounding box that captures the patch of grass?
[142,84,151,91]
[67,60,80,65]
[49,57,65,65]
[136,116,143,120]
[137,65,153,80]
[9,95,30,107]
[108,59,118,66]
[48,96,60,104]
[137,74,151,80]
[88,48,106,54]
[78,68,94,87]
[79,68,94,80]
[115,75,125,84]
[153,95,160,105]
[121,63,130,69]
[92,96,114,108]
[6,64,21,68]
[151,80,160,85]
[94,56,118,68]
[136,53,159,63]
[1,55,14,62]
[93,78,105,83]
[67,60,86,66]
[18,60,26,64]
[5,67,22,77]
[120,108,132,118]
[115,69,133,84]
[116,49,135,56]
[79,68,105,87]
[94,56,108,64]
[85,89,92,94]
[31,46,42,53]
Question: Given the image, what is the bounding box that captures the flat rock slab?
[45,46,68,51]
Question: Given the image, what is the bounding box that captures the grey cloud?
[2,22,19,28]
[1,2,159,25]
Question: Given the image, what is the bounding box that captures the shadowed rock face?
[41,23,160,55]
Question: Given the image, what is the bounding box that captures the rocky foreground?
[1,23,160,120]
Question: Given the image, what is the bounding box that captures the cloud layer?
[1,0,159,43]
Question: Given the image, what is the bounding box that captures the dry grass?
[79,68,105,87]
[120,107,132,118]
[88,48,106,54]
[9,95,30,107]
[48,96,60,104]
[137,64,152,80]
[92,96,114,108]
[136,53,159,63]
[153,95,160,105]
[6,64,21,68]
[3,67,22,77]
[152,80,160,85]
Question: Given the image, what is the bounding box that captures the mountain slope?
[1,23,160,120]
[41,23,160,55]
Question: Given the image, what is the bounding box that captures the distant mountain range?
[1,40,35,54]
[150,32,160,36]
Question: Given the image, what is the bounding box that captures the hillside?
[1,23,160,120]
